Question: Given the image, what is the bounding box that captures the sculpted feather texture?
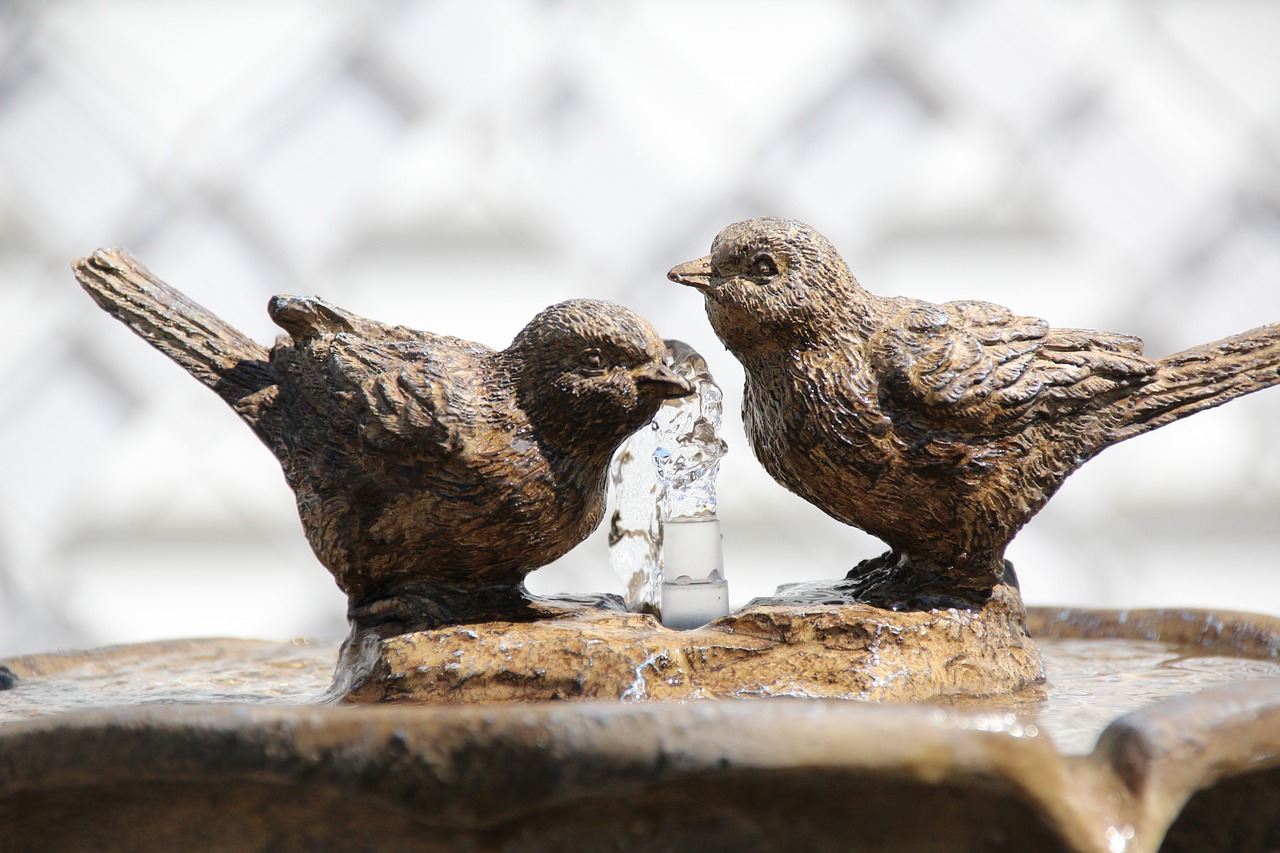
[75,249,691,631]
[672,218,1280,606]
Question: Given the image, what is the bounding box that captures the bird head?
[508,299,693,457]
[669,218,864,358]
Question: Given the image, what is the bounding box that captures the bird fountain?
[1,233,1280,852]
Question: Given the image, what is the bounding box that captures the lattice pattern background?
[2,0,1279,655]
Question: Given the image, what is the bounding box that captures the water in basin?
[4,635,1280,758]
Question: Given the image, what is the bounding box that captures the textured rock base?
[337,582,1043,703]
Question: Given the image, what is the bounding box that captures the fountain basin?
[3,608,1280,851]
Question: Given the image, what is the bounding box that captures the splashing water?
[607,422,662,611]
[653,342,727,520]
[608,341,728,611]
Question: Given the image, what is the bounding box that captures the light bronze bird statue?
[670,217,1280,609]
[75,249,691,634]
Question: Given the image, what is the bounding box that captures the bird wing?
[871,298,1157,432]
[321,332,492,453]
[270,295,424,343]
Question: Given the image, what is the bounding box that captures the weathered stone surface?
[4,609,1280,851]
[0,702,1090,853]
[1028,606,1280,657]
[2,683,1280,853]
[1094,678,1280,851]
[340,583,1043,704]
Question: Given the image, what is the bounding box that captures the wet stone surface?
[4,608,1280,750]
[0,638,336,724]
[6,628,1278,759]
[337,583,1044,705]
[4,608,1280,852]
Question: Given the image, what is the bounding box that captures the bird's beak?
[634,362,695,399]
[668,256,713,290]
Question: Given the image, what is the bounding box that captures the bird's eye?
[751,255,778,279]
[579,348,605,372]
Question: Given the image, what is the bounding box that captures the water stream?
[608,341,727,612]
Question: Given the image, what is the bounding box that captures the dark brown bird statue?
[670,217,1280,608]
[75,249,691,633]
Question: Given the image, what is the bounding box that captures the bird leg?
[344,580,630,639]
[840,550,1017,611]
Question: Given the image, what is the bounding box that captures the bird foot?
[837,550,1017,612]
[345,582,629,639]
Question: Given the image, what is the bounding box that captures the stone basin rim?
[2,687,1280,853]
[0,699,1118,852]
[5,604,1280,851]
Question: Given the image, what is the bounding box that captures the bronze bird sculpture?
[671,217,1280,608]
[75,249,691,633]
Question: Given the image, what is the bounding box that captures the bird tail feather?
[72,248,279,445]
[1108,323,1280,441]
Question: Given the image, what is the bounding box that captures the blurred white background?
[2,0,1279,656]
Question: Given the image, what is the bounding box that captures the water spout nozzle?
[660,516,729,630]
